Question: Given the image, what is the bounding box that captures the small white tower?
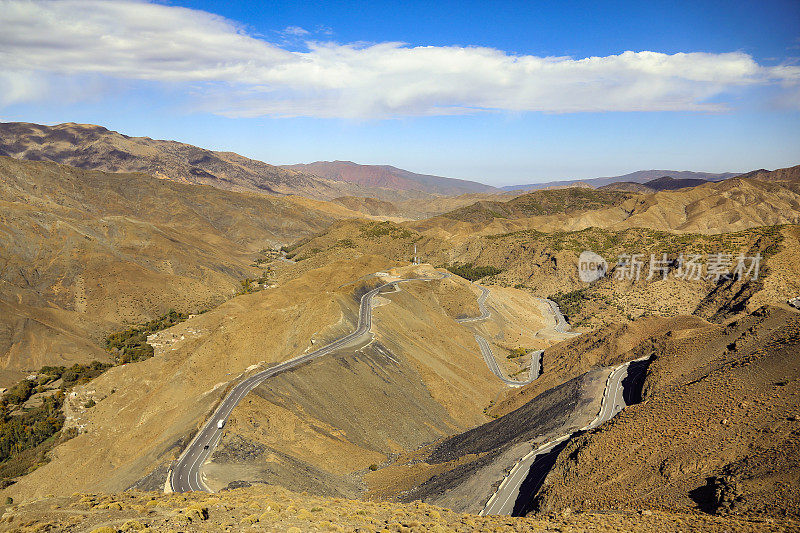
[413,244,418,265]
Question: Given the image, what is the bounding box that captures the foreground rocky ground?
[2,485,798,533]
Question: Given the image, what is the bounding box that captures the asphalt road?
[456,284,491,323]
[169,273,443,493]
[537,297,581,336]
[481,359,641,516]
[473,334,541,387]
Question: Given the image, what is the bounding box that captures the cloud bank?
[1,0,798,118]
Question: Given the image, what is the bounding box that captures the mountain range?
[501,169,740,192]
[1,122,748,203]
[0,119,798,530]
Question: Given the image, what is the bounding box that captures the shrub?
[445,263,502,281]
[106,310,188,363]
[550,288,587,321]
[335,239,355,248]
[0,394,64,464]
[3,379,34,405]
[507,347,529,359]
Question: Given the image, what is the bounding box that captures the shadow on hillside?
[511,437,573,516]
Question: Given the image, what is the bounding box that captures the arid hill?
[5,484,792,532]
[530,305,800,520]
[439,188,634,224]
[279,217,798,330]
[0,122,349,197]
[0,122,464,203]
[601,175,711,193]
[2,257,555,504]
[0,157,353,385]
[503,169,738,192]
[0,122,521,218]
[282,160,497,195]
[416,165,800,235]
[331,196,401,218]
[358,299,799,521]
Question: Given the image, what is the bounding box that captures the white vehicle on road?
[216,419,225,429]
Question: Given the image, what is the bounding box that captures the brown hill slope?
[282,160,497,195]
[0,122,408,200]
[198,266,555,499]
[440,188,633,224]
[0,157,345,385]
[1,258,550,504]
[6,485,792,533]
[417,166,800,235]
[331,196,401,218]
[530,305,800,519]
[1,256,397,500]
[601,176,711,193]
[281,218,797,330]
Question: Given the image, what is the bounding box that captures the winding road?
[169,273,444,493]
[480,357,648,516]
[537,297,582,336]
[456,285,555,387]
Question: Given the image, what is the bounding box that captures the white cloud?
[281,25,309,37]
[1,0,798,118]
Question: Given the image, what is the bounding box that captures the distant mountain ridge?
[0,121,346,197]
[420,164,800,234]
[502,169,740,191]
[600,176,712,193]
[281,160,498,195]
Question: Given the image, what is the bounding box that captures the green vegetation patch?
[238,269,273,295]
[445,263,503,281]
[507,188,632,217]
[105,309,189,363]
[282,237,311,259]
[334,239,356,248]
[549,288,589,322]
[0,360,111,484]
[0,394,63,474]
[359,221,415,240]
[507,347,530,359]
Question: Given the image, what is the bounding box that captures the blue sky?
[1,0,799,185]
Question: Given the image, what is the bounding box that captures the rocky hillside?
[0,156,350,385]
[421,166,800,235]
[440,188,633,223]
[4,484,791,532]
[530,305,800,520]
[280,217,797,330]
[331,195,401,217]
[0,122,456,203]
